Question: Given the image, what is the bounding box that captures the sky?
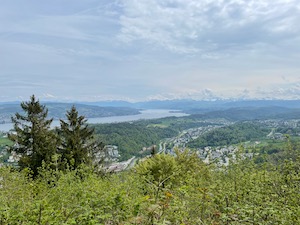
[1,0,300,102]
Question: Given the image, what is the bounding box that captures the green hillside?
[1,148,300,224]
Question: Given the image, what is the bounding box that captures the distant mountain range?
[82,99,300,121]
[186,106,300,121]
[1,99,300,124]
[78,99,300,111]
[0,103,140,124]
[2,99,300,110]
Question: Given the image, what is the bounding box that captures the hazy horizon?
[1,0,300,102]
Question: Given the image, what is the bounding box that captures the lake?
[0,109,189,132]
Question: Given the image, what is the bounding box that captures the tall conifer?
[8,95,56,175]
[58,106,103,169]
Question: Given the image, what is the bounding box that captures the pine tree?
[8,95,56,175]
[58,105,103,170]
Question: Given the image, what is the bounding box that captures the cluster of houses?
[94,145,120,164]
[266,128,285,140]
[3,118,300,171]
[197,146,238,165]
[166,125,223,149]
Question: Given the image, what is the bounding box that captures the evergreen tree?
[8,95,56,175]
[58,105,103,169]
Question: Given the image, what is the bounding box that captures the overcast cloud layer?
[1,0,300,101]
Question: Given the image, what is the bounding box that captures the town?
[1,118,300,170]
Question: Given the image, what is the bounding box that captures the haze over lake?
[0,109,189,132]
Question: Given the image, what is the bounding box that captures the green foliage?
[92,116,221,160]
[252,135,300,165]
[1,149,300,224]
[135,150,211,224]
[212,158,300,224]
[7,96,104,176]
[8,95,57,176]
[57,106,104,170]
[3,97,300,224]
[0,137,12,163]
[142,116,216,131]
[0,137,12,146]
[188,122,269,148]
[0,166,143,225]
[93,123,177,160]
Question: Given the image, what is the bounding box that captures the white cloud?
[118,0,300,55]
[1,0,300,101]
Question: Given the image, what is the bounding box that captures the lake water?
[0,109,189,132]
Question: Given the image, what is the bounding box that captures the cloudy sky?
[1,0,300,102]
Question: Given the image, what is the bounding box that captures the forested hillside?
[0,103,140,123]
[1,97,300,224]
[3,0,300,222]
[187,122,270,148]
[93,123,177,160]
[186,106,300,121]
[92,117,220,160]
